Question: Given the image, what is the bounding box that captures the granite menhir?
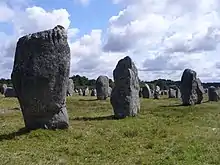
[11,25,70,130]
[110,56,140,119]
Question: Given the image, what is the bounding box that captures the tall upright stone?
[110,56,140,119]
[142,84,151,98]
[208,86,219,101]
[180,69,204,105]
[11,25,70,130]
[0,84,7,95]
[66,79,74,96]
[96,76,109,100]
[154,85,160,99]
[168,88,176,98]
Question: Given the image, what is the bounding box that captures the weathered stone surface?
[66,79,74,96]
[208,86,219,101]
[168,88,176,98]
[11,25,70,130]
[110,56,140,119]
[0,84,7,94]
[78,89,83,95]
[83,87,89,96]
[4,87,17,97]
[96,76,109,100]
[180,69,204,105]
[91,89,97,96]
[142,84,151,98]
[154,86,160,99]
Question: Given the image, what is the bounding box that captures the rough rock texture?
[142,84,151,98]
[66,79,74,96]
[11,25,70,130]
[0,84,7,94]
[4,87,17,97]
[91,89,97,96]
[78,89,83,95]
[168,88,176,98]
[208,86,219,101]
[83,87,89,96]
[154,86,160,99]
[110,56,140,119]
[96,76,109,100]
[180,69,204,105]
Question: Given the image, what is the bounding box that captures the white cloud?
[0,2,14,22]
[1,0,220,82]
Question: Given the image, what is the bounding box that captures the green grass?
[0,94,220,165]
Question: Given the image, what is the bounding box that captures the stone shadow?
[0,127,30,142]
[71,115,118,121]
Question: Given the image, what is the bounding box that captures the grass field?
[0,94,220,165]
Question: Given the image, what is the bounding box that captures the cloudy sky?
[1,0,220,82]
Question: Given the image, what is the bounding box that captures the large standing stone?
[208,86,219,101]
[142,84,151,98]
[0,84,7,94]
[108,86,112,97]
[180,69,204,105]
[110,56,140,119]
[96,76,109,100]
[78,89,83,96]
[11,25,70,130]
[4,87,17,97]
[66,79,74,96]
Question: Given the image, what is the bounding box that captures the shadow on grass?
[78,99,98,102]
[71,115,118,121]
[160,104,183,108]
[0,127,30,141]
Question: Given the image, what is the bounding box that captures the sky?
[1,0,220,82]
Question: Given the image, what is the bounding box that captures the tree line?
[0,76,219,90]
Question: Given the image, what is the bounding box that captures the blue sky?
[1,0,220,82]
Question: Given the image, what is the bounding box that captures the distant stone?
[4,87,17,97]
[142,84,151,98]
[110,56,140,119]
[96,76,109,100]
[168,88,176,98]
[91,89,97,96]
[11,25,70,130]
[180,69,204,105]
[0,84,7,94]
[66,79,74,96]
[83,87,89,96]
[108,86,112,97]
[139,88,143,97]
[208,86,219,101]
[154,86,160,99]
[78,89,83,95]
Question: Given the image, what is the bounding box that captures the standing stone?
[168,88,176,98]
[91,89,97,96]
[0,84,7,94]
[11,25,70,130]
[154,86,160,99]
[180,69,204,105]
[78,89,83,96]
[208,86,219,101]
[139,88,143,97]
[4,87,17,97]
[108,86,112,97]
[110,56,140,119]
[96,76,109,100]
[142,84,151,98]
[66,79,74,96]
[83,87,89,96]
